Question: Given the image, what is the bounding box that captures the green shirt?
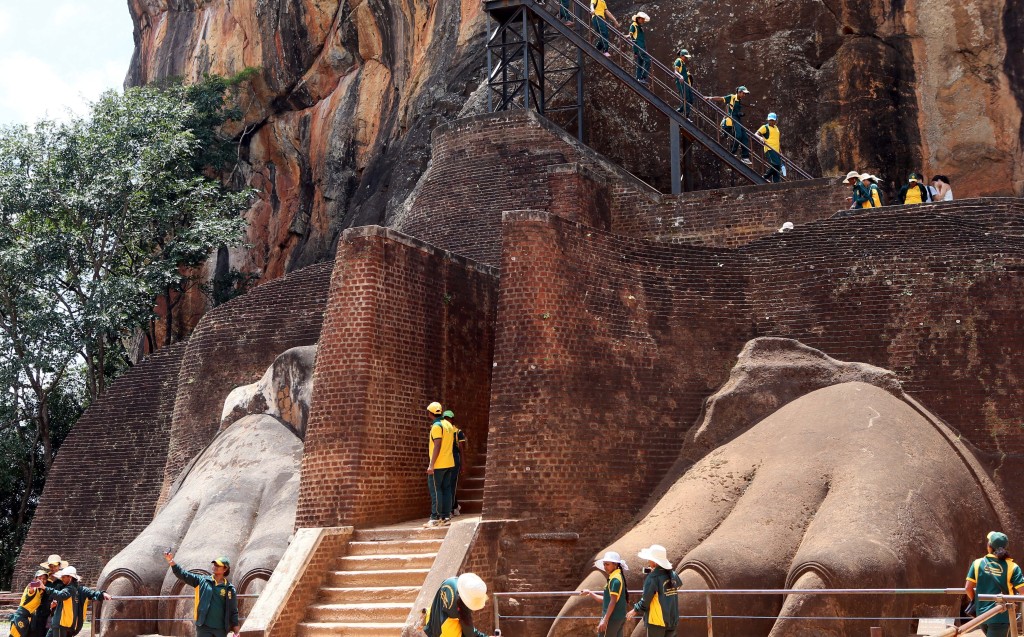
[204,581,231,629]
[967,555,1024,625]
[603,568,628,620]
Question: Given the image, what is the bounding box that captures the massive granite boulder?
[549,339,1014,637]
[127,0,487,280]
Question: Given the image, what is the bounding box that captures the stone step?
[457,499,483,514]
[459,475,485,487]
[353,526,448,542]
[319,586,420,604]
[305,602,412,623]
[347,538,444,556]
[335,553,437,571]
[296,621,407,637]
[328,568,430,588]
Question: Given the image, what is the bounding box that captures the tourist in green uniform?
[559,0,574,24]
[425,401,456,527]
[30,556,67,637]
[163,552,240,637]
[965,531,1024,637]
[591,0,612,55]
[629,13,651,84]
[844,171,872,209]
[423,573,493,637]
[8,570,48,637]
[580,551,630,637]
[626,545,681,637]
[673,50,694,117]
[44,567,110,637]
[712,87,752,164]
[755,112,782,182]
[444,409,467,516]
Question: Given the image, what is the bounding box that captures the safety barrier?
[484,0,814,191]
[492,588,1024,636]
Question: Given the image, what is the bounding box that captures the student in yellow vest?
[443,409,467,516]
[897,173,930,205]
[425,401,456,527]
[626,545,681,637]
[711,87,752,164]
[864,174,884,207]
[755,113,782,182]
[423,573,494,637]
[44,567,110,637]
[579,551,630,637]
[164,553,240,637]
[8,570,48,637]
[965,531,1024,637]
[628,12,651,84]
[591,0,611,55]
[673,50,694,117]
[30,556,67,637]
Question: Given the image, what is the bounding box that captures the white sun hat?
[457,573,488,611]
[634,11,650,20]
[844,170,861,183]
[594,550,630,571]
[56,566,81,580]
[637,544,673,570]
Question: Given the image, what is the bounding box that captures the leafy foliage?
[0,76,255,587]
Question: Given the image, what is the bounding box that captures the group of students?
[7,551,240,637]
[580,545,682,637]
[846,171,955,209]
[563,1,786,181]
[424,401,468,528]
[7,555,110,637]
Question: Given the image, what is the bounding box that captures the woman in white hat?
[844,170,871,209]
[579,551,630,636]
[424,572,497,637]
[45,566,111,637]
[629,12,651,84]
[626,545,681,637]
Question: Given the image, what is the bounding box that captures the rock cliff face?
[126,0,1023,283]
[127,0,487,280]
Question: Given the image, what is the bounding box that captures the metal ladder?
[483,0,815,192]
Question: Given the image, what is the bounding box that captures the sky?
[0,1,136,125]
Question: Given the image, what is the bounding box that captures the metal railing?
[492,587,1024,636]
[487,0,814,189]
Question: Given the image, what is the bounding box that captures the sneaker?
[452,505,462,517]
[741,158,753,165]
[440,518,451,526]
[603,52,612,57]
[423,519,441,528]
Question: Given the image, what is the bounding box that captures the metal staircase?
[483,0,815,192]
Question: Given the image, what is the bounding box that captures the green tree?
[0,79,254,586]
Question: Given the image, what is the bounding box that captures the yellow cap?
[427,402,443,415]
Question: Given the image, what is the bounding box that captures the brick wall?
[159,263,332,507]
[14,343,187,587]
[396,111,847,267]
[483,210,752,611]
[295,226,497,529]
[746,198,1024,454]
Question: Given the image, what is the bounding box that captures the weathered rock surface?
[126,0,1022,294]
[97,413,302,637]
[221,344,317,437]
[550,381,1005,637]
[127,0,487,281]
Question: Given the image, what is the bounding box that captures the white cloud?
[0,9,11,37]
[0,52,125,124]
[52,3,86,28]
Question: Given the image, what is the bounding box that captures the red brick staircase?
[455,463,485,515]
[296,525,446,636]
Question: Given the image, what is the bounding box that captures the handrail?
[504,0,814,183]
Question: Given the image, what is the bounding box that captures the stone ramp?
[296,523,447,637]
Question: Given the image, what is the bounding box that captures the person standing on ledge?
[629,12,651,84]
[8,570,48,637]
[163,552,240,637]
[897,173,930,205]
[673,49,694,117]
[424,573,496,637]
[579,551,630,637]
[626,545,681,637]
[755,112,782,182]
[44,567,110,637]
[444,409,467,516]
[711,87,752,164]
[425,401,456,527]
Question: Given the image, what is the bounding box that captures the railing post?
[670,121,681,195]
[705,593,714,637]
[494,593,501,635]
[1010,602,1020,637]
